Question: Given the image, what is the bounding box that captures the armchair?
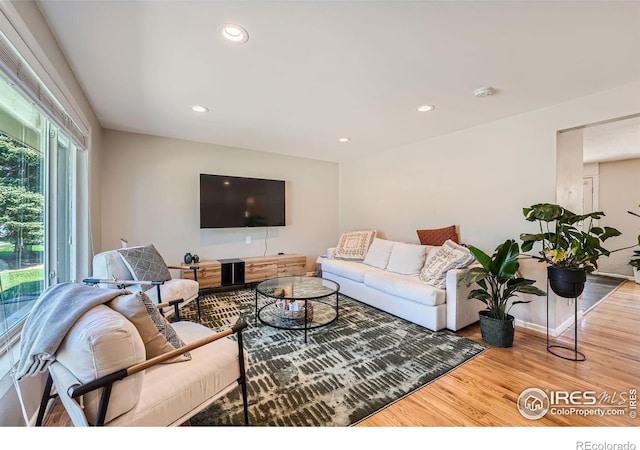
[90,243,202,320]
[32,287,249,426]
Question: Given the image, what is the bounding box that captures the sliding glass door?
[0,68,84,342]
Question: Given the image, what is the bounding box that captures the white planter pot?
[634,267,640,284]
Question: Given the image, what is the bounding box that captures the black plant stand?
[546,278,586,361]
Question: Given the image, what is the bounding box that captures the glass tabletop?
[256,276,339,300]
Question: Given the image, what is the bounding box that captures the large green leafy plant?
[520,203,621,273]
[461,239,546,320]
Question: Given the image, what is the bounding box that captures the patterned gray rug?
[179,288,486,426]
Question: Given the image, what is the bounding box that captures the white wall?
[339,80,640,331]
[597,157,640,277]
[100,130,339,269]
[557,129,584,214]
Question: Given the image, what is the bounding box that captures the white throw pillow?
[363,238,396,269]
[419,240,475,288]
[425,245,439,265]
[334,230,377,261]
[386,242,428,275]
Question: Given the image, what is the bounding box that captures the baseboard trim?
[515,310,584,338]
[592,270,633,281]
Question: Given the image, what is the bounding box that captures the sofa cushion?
[416,225,459,246]
[321,258,379,283]
[419,240,475,289]
[107,292,190,362]
[334,230,376,261]
[364,270,446,307]
[118,244,172,291]
[362,238,395,269]
[56,305,145,425]
[386,242,427,275]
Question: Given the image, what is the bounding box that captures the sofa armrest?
[445,267,485,331]
[327,248,336,259]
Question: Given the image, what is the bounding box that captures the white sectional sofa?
[319,235,484,332]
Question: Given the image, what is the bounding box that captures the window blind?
[0,29,87,148]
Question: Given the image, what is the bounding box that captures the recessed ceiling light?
[417,105,435,112]
[338,137,350,143]
[219,23,249,44]
[192,105,209,113]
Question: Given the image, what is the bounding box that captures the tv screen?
[200,174,286,228]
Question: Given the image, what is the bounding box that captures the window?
[0,67,87,343]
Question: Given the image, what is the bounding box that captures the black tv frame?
[199,173,286,229]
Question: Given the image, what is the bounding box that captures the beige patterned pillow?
[108,291,191,363]
[334,230,377,261]
[419,240,475,288]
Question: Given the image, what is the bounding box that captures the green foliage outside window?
[0,132,44,259]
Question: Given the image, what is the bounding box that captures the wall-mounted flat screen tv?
[200,174,286,228]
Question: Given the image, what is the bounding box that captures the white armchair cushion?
[146,279,199,306]
[107,321,248,426]
[362,238,396,269]
[92,250,134,282]
[92,248,199,313]
[386,242,427,275]
[56,305,145,425]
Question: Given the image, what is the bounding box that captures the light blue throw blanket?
[16,282,130,380]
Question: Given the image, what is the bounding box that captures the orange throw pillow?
[416,225,459,246]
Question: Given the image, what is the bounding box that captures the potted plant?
[461,239,546,347]
[520,203,622,298]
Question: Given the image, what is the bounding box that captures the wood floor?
[42,280,640,427]
[579,273,625,313]
[357,279,640,426]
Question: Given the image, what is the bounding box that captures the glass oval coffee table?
[255,276,340,343]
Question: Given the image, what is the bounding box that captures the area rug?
[179,289,487,426]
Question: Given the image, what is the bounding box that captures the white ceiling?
[583,115,640,164]
[36,1,640,163]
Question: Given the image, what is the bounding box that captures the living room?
[0,0,639,443]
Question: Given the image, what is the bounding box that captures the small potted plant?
[520,203,622,298]
[461,239,546,347]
